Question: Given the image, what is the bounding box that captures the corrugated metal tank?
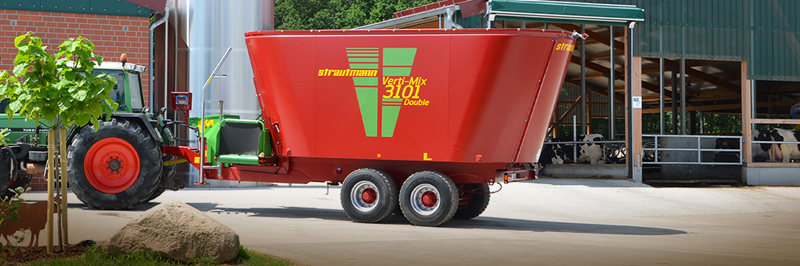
[174,0,274,119]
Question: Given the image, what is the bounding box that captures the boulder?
[98,200,239,263]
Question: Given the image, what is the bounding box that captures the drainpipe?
[148,2,171,111]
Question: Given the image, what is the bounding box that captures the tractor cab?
[92,60,147,113]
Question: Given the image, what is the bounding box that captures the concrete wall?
[745,167,800,186]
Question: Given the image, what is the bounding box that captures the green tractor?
[0,57,182,209]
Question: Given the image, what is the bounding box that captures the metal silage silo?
[174,0,273,120]
[171,0,273,186]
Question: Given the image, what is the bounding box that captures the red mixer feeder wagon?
[166,29,580,226]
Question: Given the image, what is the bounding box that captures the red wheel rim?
[361,188,377,204]
[421,191,438,208]
[84,138,140,194]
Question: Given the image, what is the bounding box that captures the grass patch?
[22,245,293,266]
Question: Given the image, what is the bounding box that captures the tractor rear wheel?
[340,168,398,223]
[143,155,178,203]
[67,119,162,209]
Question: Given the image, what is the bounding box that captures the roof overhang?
[357,5,457,29]
[489,0,644,27]
[359,0,644,29]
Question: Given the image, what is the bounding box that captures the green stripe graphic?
[355,87,378,137]
[350,63,379,69]
[353,77,378,86]
[381,106,401,137]
[383,48,417,67]
[348,58,379,63]
[382,67,412,77]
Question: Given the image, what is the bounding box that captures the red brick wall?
[0,9,150,191]
[28,173,46,191]
[0,9,150,106]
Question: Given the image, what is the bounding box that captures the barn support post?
[580,24,587,135]
[672,70,678,134]
[659,58,665,135]
[625,23,643,182]
[741,61,752,164]
[680,58,687,135]
[609,26,616,139]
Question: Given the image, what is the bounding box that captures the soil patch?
[3,240,92,264]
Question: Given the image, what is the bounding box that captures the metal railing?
[642,134,742,165]
[541,140,626,163]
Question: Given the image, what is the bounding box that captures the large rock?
[98,200,239,263]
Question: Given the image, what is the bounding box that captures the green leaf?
[13,34,27,47]
[12,63,29,76]
[8,101,21,113]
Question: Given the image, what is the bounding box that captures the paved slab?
[14,179,800,265]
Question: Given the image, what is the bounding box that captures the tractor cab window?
[94,70,127,111]
[126,73,143,110]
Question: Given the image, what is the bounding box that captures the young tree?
[0,32,117,253]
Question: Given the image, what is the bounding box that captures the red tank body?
[242,29,575,184]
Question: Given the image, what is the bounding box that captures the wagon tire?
[453,183,490,220]
[67,119,162,210]
[340,168,398,223]
[399,171,458,226]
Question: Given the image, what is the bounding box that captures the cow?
[770,129,800,163]
[0,201,56,247]
[538,134,607,165]
[714,130,776,163]
[752,129,773,161]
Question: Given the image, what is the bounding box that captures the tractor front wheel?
[67,119,162,209]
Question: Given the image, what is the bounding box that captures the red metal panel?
[245,29,574,170]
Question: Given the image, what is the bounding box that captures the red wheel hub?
[361,188,377,204]
[421,191,438,208]
[84,138,140,194]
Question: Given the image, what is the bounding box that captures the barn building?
[361,0,800,186]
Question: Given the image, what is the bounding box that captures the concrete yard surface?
[16,178,800,265]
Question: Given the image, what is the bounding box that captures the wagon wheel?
[340,168,398,223]
[453,183,490,220]
[67,119,162,210]
[399,171,458,226]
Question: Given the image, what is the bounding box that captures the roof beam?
[555,23,742,94]
[569,56,672,98]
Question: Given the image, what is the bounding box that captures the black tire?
[340,168,398,223]
[0,149,12,199]
[453,183,490,220]
[67,119,162,210]
[399,171,458,226]
[143,155,178,203]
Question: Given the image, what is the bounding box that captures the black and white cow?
[770,129,800,163]
[538,134,607,165]
[752,129,774,162]
[714,130,777,162]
